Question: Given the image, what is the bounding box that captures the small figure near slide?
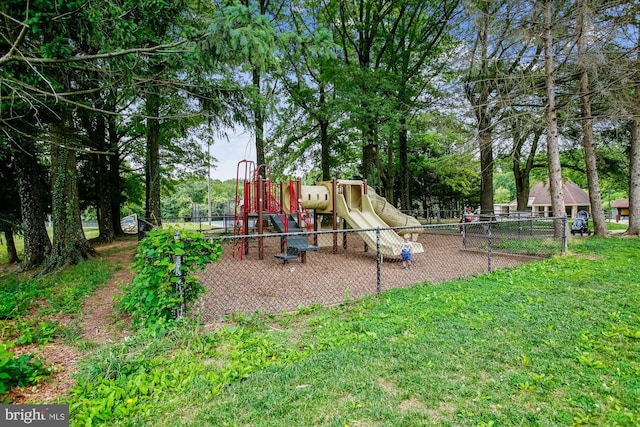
[400,233,413,270]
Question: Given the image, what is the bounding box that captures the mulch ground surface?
[197,232,540,321]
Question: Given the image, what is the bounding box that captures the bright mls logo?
[1,405,69,426]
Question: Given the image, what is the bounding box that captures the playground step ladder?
[269,214,319,263]
[285,236,319,254]
[274,253,299,262]
[274,243,319,263]
[268,213,296,234]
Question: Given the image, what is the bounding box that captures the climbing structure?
[233,161,317,262]
[233,160,424,262]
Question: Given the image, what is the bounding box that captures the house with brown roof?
[612,199,629,222]
[504,180,591,218]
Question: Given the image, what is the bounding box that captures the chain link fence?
[176,216,567,322]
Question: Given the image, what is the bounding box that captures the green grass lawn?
[603,220,629,231]
[56,236,640,427]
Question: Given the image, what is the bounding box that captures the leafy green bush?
[119,228,222,328]
[0,275,40,319]
[0,341,50,400]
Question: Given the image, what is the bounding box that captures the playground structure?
[233,160,424,262]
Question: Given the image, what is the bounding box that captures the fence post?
[562,215,568,253]
[174,229,184,321]
[487,221,492,272]
[376,228,381,294]
[530,215,534,236]
[462,222,467,248]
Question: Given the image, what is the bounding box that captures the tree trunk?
[96,151,115,242]
[362,127,377,183]
[4,229,19,264]
[319,82,331,181]
[514,170,530,212]
[543,0,565,237]
[109,150,125,236]
[513,126,541,212]
[629,116,640,235]
[627,23,640,236]
[14,147,51,271]
[399,115,410,211]
[577,0,607,236]
[375,134,384,195]
[145,91,162,225]
[467,4,494,217]
[479,124,494,216]
[49,120,96,268]
[253,67,266,175]
[250,0,269,177]
[86,112,116,243]
[320,118,330,181]
[385,137,394,202]
[108,116,124,236]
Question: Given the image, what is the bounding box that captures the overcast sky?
[208,130,257,181]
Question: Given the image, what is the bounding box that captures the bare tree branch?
[0,38,199,67]
[0,11,30,65]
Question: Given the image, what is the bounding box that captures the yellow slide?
[285,179,424,257]
[366,188,423,229]
[335,191,424,257]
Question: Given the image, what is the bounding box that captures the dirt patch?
[80,239,136,342]
[78,240,136,347]
[377,377,400,395]
[400,397,426,411]
[425,401,457,422]
[0,262,18,277]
